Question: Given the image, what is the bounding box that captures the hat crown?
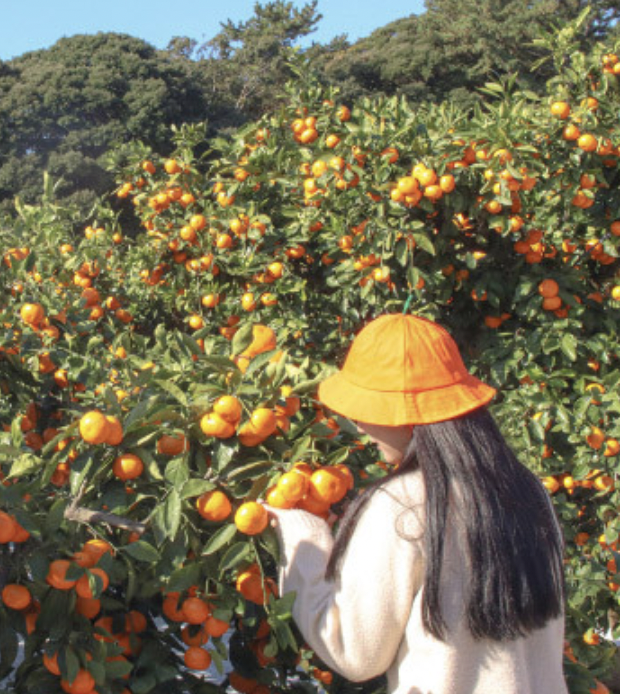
[317,312,496,426]
[342,314,469,393]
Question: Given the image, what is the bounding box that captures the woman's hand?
[260,502,287,529]
[262,502,338,529]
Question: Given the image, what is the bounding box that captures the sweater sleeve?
[275,484,424,682]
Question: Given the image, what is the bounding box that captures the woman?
[267,313,568,694]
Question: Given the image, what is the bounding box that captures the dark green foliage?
[195,1,323,127]
[0,33,208,214]
[318,0,620,107]
[1,0,620,215]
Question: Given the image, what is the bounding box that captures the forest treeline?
[0,0,618,214]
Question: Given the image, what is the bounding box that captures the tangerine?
[309,468,347,505]
[196,490,232,522]
[112,453,144,480]
[1,584,31,610]
[234,502,269,535]
[184,646,212,670]
[79,410,110,445]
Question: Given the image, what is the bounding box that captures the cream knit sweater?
[274,471,569,694]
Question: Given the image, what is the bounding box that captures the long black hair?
[325,408,565,642]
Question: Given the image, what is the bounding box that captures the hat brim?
[317,370,496,426]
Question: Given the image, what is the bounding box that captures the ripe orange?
[20,302,45,326]
[236,565,273,604]
[594,475,614,492]
[75,567,110,599]
[563,124,581,141]
[213,395,243,423]
[309,468,347,505]
[205,614,229,637]
[550,101,570,119]
[79,410,110,445]
[125,609,147,633]
[586,426,605,450]
[397,176,419,195]
[577,133,598,152]
[2,584,31,610]
[542,296,562,311]
[162,593,186,622]
[245,325,277,356]
[189,314,204,330]
[184,646,212,670]
[417,168,437,187]
[75,596,101,619]
[604,439,620,457]
[112,453,144,480]
[0,511,17,543]
[229,672,260,694]
[337,105,351,121]
[241,292,257,311]
[277,470,309,502]
[380,146,399,163]
[538,279,559,298]
[43,652,61,675]
[60,668,95,694]
[299,128,318,144]
[196,490,232,521]
[249,408,277,438]
[182,597,210,625]
[234,502,269,535]
[200,412,236,439]
[46,559,78,590]
[181,624,210,646]
[104,415,123,445]
[157,433,188,455]
[334,463,354,490]
[164,158,182,175]
[542,476,560,494]
[82,538,114,560]
[265,485,295,509]
[267,261,284,279]
[439,174,456,193]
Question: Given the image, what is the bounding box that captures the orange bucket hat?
[318,313,496,426]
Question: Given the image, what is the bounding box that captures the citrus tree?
[1,12,620,694]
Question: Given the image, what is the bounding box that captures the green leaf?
[166,563,202,594]
[272,591,296,619]
[0,616,18,679]
[231,322,254,356]
[218,541,251,574]
[202,523,238,555]
[560,333,577,361]
[411,233,435,255]
[165,458,189,489]
[212,441,237,473]
[153,490,182,542]
[180,479,215,499]
[7,453,41,479]
[155,379,188,407]
[122,540,161,563]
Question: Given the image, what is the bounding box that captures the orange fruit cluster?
[0,509,30,544]
[78,410,123,446]
[200,395,243,439]
[161,590,231,670]
[266,462,353,518]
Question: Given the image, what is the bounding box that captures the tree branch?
[64,505,146,535]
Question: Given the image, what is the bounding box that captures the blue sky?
[0,1,425,61]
